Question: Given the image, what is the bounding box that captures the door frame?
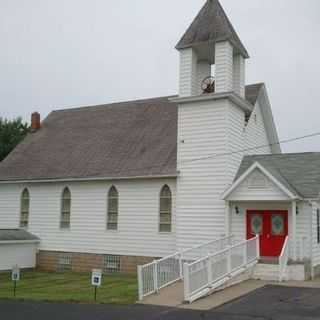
[246,210,288,257]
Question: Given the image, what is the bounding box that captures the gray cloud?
[0,0,319,153]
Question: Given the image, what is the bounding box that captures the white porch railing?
[183,236,260,303]
[137,235,233,301]
[279,236,289,282]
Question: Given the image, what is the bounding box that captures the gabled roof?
[176,0,249,58]
[0,97,178,181]
[0,229,39,242]
[222,162,297,200]
[0,85,266,182]
[234,153,320,199]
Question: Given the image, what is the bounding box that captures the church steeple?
[176,0,248,98]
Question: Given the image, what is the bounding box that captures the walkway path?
[140,278,320,310]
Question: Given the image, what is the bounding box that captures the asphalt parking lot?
[1,285,320,320]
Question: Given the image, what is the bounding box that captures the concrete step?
[252,263,307,281]
[252,263,282,281]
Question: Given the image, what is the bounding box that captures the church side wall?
[0,178,177,272]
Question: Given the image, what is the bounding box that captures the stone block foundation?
[37,250,155,274]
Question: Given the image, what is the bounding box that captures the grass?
[0,271,138,304]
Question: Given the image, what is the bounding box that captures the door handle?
[267,234,270,239]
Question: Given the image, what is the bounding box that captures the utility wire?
[122,131,320,173]
[180,131,320,165]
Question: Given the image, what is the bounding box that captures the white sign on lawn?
[11,265,20,281]
[91,269,102,287]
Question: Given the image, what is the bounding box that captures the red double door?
[247,210,288,257]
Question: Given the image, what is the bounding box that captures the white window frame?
[20,188,30,228]
[60,187,71,229]
[107,186,119,231]
[159,185,172,233]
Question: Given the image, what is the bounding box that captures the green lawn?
[0,271,138,304]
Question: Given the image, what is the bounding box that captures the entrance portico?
[223,162,309,263]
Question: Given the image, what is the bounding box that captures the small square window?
[103,255,120,273]
[57,254,72,272]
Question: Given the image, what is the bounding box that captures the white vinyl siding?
[244,100,271,155]
[179,48,198,97]
[215,41,233,93]
[233,54,245,98]
[176,99,230,250]
[0,179,176,258]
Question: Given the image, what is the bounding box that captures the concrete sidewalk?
[140,278,320,311]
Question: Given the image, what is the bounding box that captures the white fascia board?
[0,240,40,245]
[0,174,178,185]
[257,85,281,154]
[170,92,253,114]
[222,162,298,200]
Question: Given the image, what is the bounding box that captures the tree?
[0,118,30,161]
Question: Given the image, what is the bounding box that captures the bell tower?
[176,0,248,98]
[172,0,254,251]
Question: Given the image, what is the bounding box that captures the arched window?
[60,187,71,229]
[159,185,172,232]
[107,186,118,230]
[20,188,30,228]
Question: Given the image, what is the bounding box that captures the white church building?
[0,0,320,291]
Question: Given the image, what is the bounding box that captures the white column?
[179,48,198,97]
[292,200,297,261]
[225,201,231,237]
[233,54,246,98]
[215,41,233,93]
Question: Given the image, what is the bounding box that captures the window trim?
[60,187,71,230]
[20,188,30,228]
[159,185,172,233]
[107,186,119,231]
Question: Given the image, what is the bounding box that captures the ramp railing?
[183,236,260,303]
[279,236,289,282]
[137,235,234,301]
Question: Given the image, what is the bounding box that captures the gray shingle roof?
[0,86,262,182]
[0,229,39,242]
[235,153,320,199]
[176,0,249,58]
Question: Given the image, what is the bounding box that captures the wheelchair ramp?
[183,236,260,303]
[137,235,234,301]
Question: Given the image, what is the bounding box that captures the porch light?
[235,206,240,215]
[296,205,299,215]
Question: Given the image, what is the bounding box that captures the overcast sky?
[1,0,319,153]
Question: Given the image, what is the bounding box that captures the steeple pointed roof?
[176,0,249,58]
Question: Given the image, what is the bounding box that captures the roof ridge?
[52,95,177,113]
[51,83,263,114]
